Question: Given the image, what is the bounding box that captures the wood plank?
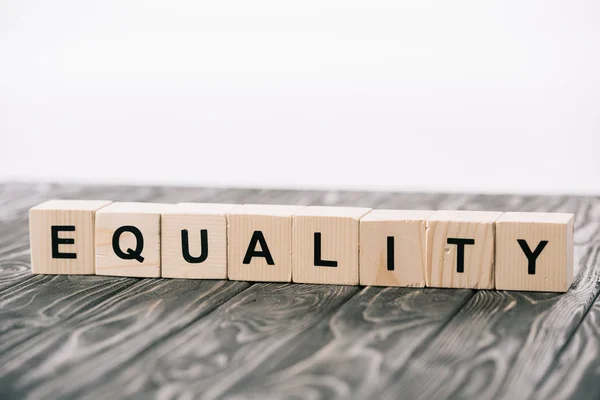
[220,286,474,399]
[72,283,360,399]
[532,242,600,400]
[0,260,35,293]
[0,279,251,398]
[373,195,600,400]
[0,275,138,354]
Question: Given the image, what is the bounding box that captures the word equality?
[29,201,575,293]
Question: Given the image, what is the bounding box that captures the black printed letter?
[447,238,475,273]
[112,226,145,263]
[387,236,395,271]
[517,239,549,275]
[181,229,208,263]
[51,225,77,259]
[243,231,274,265]
[314,232,338,267]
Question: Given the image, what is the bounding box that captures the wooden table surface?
[1,182,599,400]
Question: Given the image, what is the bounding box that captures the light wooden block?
[228,204,305,282]
[29,200,112,275]
[161,203,237,279]
[95,202,169,278]
[293,206,371,285]
[495,212,574,292]
[360,210,434,287]
[426,210,503,289]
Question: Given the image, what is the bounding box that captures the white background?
[1,0,599,194]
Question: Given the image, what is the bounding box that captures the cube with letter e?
[29,200,112,275]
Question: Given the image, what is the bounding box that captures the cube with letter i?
[426,210,503,289]
[293,206,371,285]
[360,210,433,287]
[95,202,169,278]
[495,212,574,292]
[161,203,237,279]
[29,200,112,274]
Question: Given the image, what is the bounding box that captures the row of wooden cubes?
[29,200,575,292]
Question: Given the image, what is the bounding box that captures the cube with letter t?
[29,200,112,274]
[426,210,503,289]
[495,212,574,292]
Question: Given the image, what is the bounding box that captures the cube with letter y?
[495,212,574,292]
[29,200,112,274]
[95,202,168,278]
[293,206,371,285]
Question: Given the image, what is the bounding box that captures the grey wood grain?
[0,260,34,292]
[80,283,360,400]
[221,287,474,400]
[0,274,137,355]
[532,246,600,400]
[375,195,600,400]
[0,279,251,399]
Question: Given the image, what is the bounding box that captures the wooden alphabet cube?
[360,210,434,287]
[228,204,305,282]
[426,210,503,289]
[29,200,112,274]
[95,202,169,278]
[495,212,574,292]
[161,203,237,279]
[293,206,371,285]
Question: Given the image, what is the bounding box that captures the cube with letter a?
[228,204,305,282]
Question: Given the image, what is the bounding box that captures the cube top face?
[170,203,238,215]
[360,210,432,287]
[496,213,574,292]
[228,207,297,282]
[230,204,305,217]
[428,210,504,223]
[95,203,164,278]
[29,200,112,275]
[497,212,574,224]
[96,202,171,215]
[293,206,371,219]
[31,200,112,211]
[361,209,435,222]
[426,211,502,289]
